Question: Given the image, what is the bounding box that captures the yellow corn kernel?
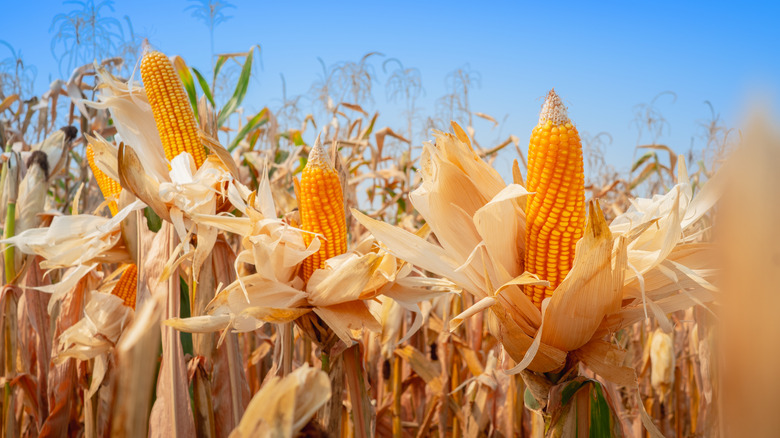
[86,144,121,216]
[299,138,347,281]
[111,264,138,309]
[140,51,206,168]
[524,90,585,307]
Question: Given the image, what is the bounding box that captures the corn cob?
[140,51,206,168]
[86,144,121,216]
[524,90,585,307]
[111,264,138,309]
[299,138,347,281]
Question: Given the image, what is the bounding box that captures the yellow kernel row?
[524,91,586,307]
[299,142,347,281]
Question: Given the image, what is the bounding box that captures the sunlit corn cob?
[111,264,138,309]
[140,51,206,168]
[86,144,121,216]
[524,90,585,307]
[299,138,347,281]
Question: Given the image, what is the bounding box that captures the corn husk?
[168,166,450,345]
[353,122,720,379]
[56,291,133,397]
[229,365,330,437]
[86,66,169,182]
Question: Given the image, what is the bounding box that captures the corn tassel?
[140,51,206,168]
[299,137,347,281]
[524,90,585,307]
[86,144,121,216]
[111,264,138,309]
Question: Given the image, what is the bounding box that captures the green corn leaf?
[560,379,587,406]
[217,45,260,127]
[589,381,618,437]
[179,276,193,357]
[192,67,214,107]
[631,151,655,172]
[213,55,228,83]
[173,57,199,120]
[228,108,269,152]
[629,161,659,190]
[143,207,162,233]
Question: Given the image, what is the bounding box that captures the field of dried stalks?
[0,42,776,438]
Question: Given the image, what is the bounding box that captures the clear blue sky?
[3,0,779,179]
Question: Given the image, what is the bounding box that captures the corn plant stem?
[2,290,17,438]
[450,351,461,438]
[225,331,243,427]
[392,318,406,437]
[437,360,448,435]
[191,251,217,436]
[281,322,293,376]
[3,203,15,282]
[506,374,516,437]
[84,374,97,438]
[321,351,330,373]
[516,375,525,437]
[451,296,462,438]
[3,381,12,438]
[472,310,483,353]
[415,399,439,438]
[165,230,183,435]
[675,365,682,437]
[391,354,403,438]
[531,411,544,437]
[344,344,371,438]
[304,338,312,366]
[318,343,344,436]
[411,326,427,424]
[0,158,7,205]
[438,301,452,437]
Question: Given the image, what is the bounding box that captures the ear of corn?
[111,263,138,309]
[86,144,121,216]
[299,138,347,281]
[140,51,207,168]
[524,90,585,307]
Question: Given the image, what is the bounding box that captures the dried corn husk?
[353,122,720,379]
[229,365,330,437]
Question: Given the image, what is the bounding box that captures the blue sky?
[3,0,779,179]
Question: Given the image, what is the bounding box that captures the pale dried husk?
[56,291,133,397]
[353,122,720,378]
[229,365,331,438]
[168,167,449,345]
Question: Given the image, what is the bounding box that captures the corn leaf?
[192,67,215,107]
[228,108,269,152]
[631,151,655,172]
[0,95,19,113]
[629,161,659,189]
[172,56,199,120]
[213,55,228,83]
[639,144,678,171]
[217,46,259,127]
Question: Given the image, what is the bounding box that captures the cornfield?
[0,11,778,438]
